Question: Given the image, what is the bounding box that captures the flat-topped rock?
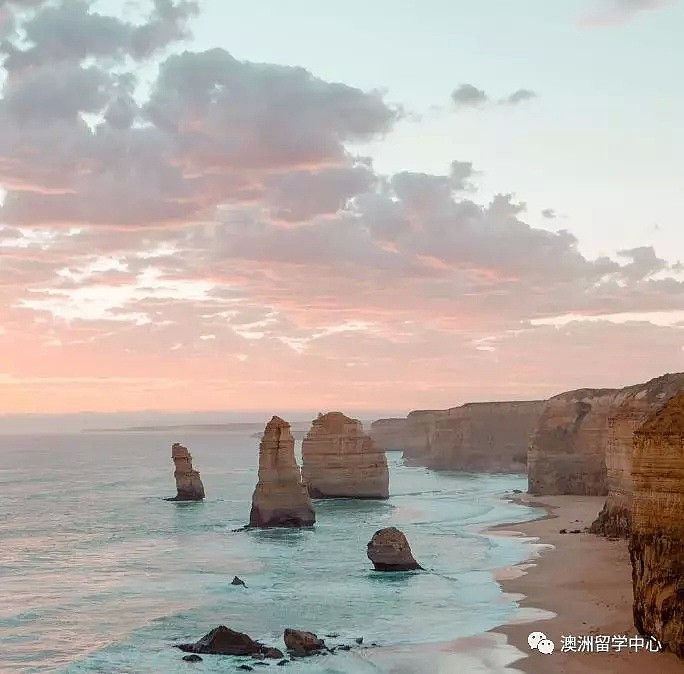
[249,416,315,528]
[367,527,423,571]
[168,443,205,501]
[301,412,389,499]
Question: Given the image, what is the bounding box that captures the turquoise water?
[0,432,542,673]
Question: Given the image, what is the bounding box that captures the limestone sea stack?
[169,443,205,501]
[629,393,684,658]
[248,416,315,528]
[301,412,389,499]
[367,527,423,571]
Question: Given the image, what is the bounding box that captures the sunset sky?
[1,0,683,428]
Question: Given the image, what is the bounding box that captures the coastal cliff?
[425,401,543,472]
[369,418,408,451]
[373,402,542,472]
[168,443,205,501]
[301,412,389,498]
[629,392,684,658]
[249,416,315,527]
[591,373,684,537]
[528,388,621,496]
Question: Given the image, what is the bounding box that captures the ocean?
[0,431,545,673]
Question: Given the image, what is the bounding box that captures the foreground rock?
[249,416,315,528]
[168,443,205,501]
[367,527,423,571]
[177,626,283,658]
[629,393,684,658]
[284,628,326,656]
[302,412,389,498]
[591,373,683,537]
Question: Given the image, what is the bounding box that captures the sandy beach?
[490,494,683,673]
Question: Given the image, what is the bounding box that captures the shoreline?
[486,493,683,673]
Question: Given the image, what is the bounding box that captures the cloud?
[541,208,556,219]
[502,88,537,105]
[582,0,675,27]
[451,84,488,107]
[451,84,538,109]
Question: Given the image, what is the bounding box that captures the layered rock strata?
[301,412,389,499]
[367,527,423,571]
[369,418,408,451]
[528,388,620,496]
[249,416,315,528]
[591,373,683,537]
[168,443,205,501]
[629,393,684,658]
[425,401,544,472]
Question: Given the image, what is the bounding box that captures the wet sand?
[488,494,683,673]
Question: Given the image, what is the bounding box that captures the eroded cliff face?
[400,410,446,464]
[301,412,389,499]
[591,373,684,537]
[169,443,205,501]
[425,401,544,472]
[629,393,684,658]
[528,388,618,496]
[369,418,408,451]
[249,416,315,527]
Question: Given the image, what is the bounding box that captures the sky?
[0,0,682,429]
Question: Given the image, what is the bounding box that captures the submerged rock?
[367,527,423,571]
[630,393,684,658]
[301,412,389,498]
[182,654,203,662]
[284,628,326,656]
[168,443,205,501]
[176,625,281,657]
[249,416,315,528]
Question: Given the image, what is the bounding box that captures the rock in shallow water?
[176,625,283,658]
[167,443,205,501]
[182,654,203,662]
[284,628,326,656]
[367,527,423,571]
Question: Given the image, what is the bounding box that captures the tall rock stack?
[629,392,684,658]
[169,443,205,501]
[591,373,684,537]
[249,416,315,528]
[302,412,389,499]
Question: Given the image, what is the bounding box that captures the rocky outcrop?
[168,443,205,501]
[629,393,684,658]
[301,412,389,499]
[591,373,684,537]
[528,388,621,496]
[369,418,408,451]
[249,416,315,528]
[424,401,544,472]
[367,527,423,571]
[284,629,326,656]
[177,626,283,658]
[401,410,446,464]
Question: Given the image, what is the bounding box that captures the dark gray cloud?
[452,84,538,109]
[451,83,488,107]
[503,88,537,105]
